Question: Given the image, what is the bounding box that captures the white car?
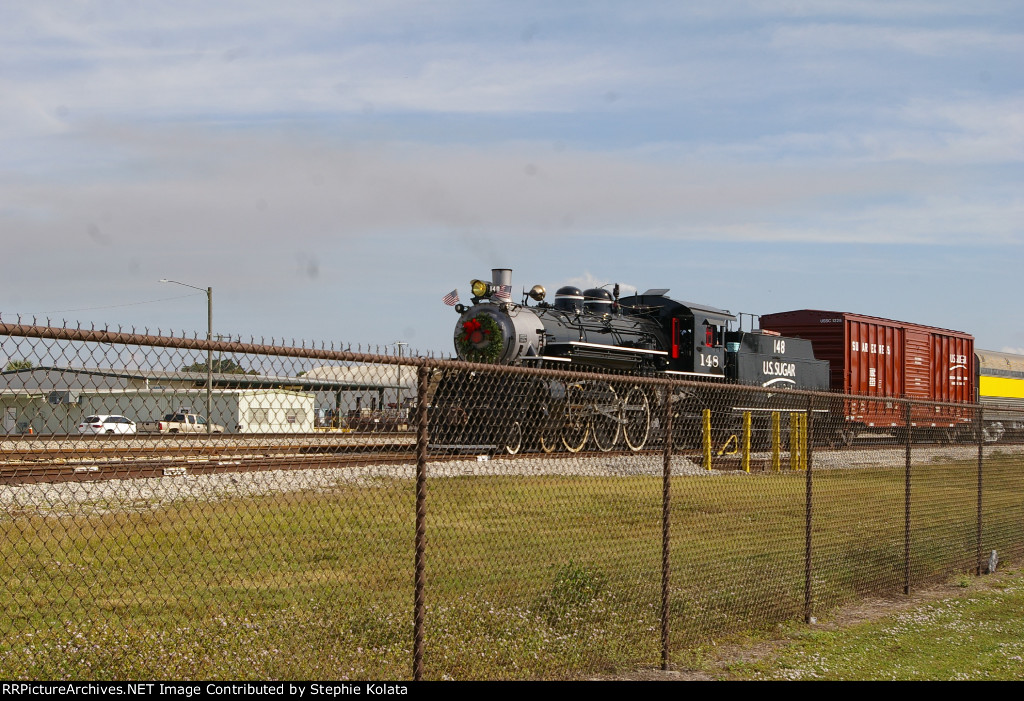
[78,415,137,435]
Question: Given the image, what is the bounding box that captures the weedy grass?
[724,566,1024,680]
[0,456,1021,679]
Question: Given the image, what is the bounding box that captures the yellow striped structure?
[979,375,1024,400]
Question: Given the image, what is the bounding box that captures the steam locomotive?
[431,269,830,454]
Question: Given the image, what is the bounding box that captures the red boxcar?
[758,310,975,440]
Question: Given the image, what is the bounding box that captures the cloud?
[1,2,1021,352]
[768,22,1022,57]
[695,94,1024,166]
[563,272,638,297]
[2,123,1020,267]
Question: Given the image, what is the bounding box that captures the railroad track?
[0,449,420,486]
[2,433,1018,486]
[0,444,664,486]
[0,432,418,485]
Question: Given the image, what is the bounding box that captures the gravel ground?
[2,443,1021,517]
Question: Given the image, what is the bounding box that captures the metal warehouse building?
[0,364,413,435]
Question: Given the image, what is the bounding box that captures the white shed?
[231,389,315,433]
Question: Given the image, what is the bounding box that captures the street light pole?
[395,341,407,420]
[160,279,213,434]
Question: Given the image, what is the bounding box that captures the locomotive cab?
[618,290,733,377]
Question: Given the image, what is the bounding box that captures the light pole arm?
[205,286,213,433]
[160,278,214,434]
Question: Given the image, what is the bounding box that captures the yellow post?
[789,412,801,470]
[799,413,808,471]
[771,412,781,472]
[742,411,751,472]
[703,408,712,471]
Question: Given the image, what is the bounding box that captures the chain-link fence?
[2,321,1022,680]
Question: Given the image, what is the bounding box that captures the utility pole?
[395,342,408,420]
[161,279,214,434]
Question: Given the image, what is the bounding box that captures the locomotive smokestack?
[492,268,512,302]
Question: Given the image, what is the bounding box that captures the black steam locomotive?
[432,268,829,454]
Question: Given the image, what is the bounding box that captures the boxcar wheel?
[830,428,856,448]
[983,422,1005,443]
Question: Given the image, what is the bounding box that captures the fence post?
[661,386,674,671]
[413,365,429,681]
[904,400,911,595]
[977,406,984,577]
[804,399,814,623]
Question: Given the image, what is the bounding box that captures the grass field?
[1,452,1021,680]
[714,564,1024,680]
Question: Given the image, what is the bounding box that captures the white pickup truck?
[138,412,225,434]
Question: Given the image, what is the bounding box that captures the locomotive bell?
[529,285,546,302]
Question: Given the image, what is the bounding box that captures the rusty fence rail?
[1,323,1022,680]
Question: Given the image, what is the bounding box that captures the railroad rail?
[4,429,1014,486]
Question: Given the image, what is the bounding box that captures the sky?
[2,1,1022,358]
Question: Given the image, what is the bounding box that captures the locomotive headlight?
[470,279,492,298]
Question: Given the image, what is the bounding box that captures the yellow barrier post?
[800,413,808,471]
[771,412,781,472]
[789,412,801,470]
[703,408,712,471]
[742,411,751,472]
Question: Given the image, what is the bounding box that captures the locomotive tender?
[436,268,829,454]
